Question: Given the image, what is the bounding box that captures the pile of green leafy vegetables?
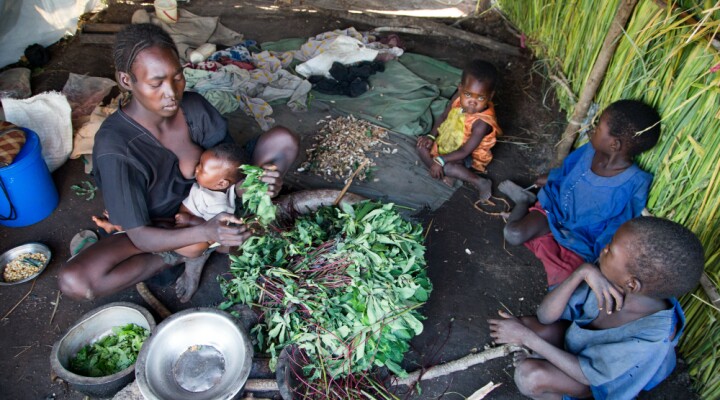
[220,165,431,381]
[69,323,149,377]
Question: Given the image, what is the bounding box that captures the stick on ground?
[2,280,36,320]
[394,344,523,387]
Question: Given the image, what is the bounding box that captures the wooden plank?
[82,23,126,33]
[78,33,116,45]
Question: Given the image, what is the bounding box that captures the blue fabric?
[537,143,652,262]
[561,283,684,400]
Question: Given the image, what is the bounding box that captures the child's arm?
[489,311,590,385]
[537,263,624,324]
[417,94,456,150]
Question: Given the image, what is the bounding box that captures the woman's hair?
[461,59,498,92]
[113,23,178,80]
[603,100,661,157]
[623,216,704,298]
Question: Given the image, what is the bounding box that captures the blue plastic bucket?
[0,128,59,227]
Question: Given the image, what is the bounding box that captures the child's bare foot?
[474,177,493,202]
[92,215,123,234]
[442,176,457,187]
[499,180,537,205]
[175,253,211,303]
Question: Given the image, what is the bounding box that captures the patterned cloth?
[0,122,26,167]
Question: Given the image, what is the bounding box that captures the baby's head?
[458,60,498,114]
[600,216,704,299]
[195,143,245,191]
[596,100,661,158]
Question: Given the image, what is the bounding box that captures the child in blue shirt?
[489,217,705,400]
[500,100,661,286]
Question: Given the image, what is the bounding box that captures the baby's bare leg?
[175,252,212,303]
[443,162,492,201]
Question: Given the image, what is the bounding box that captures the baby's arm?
[175,203,206,227]
[538,263,624,324]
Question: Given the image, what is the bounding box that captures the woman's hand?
[488,310,535,346]
[260,164,282,198]
[204,213,252,246]
[580,263,624,314]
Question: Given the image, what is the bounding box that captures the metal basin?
[0,242,51,285]
[136,308,253,400]
[50,302,156,398]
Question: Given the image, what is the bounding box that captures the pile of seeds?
[299,115,388,181]
[4,252,47,282]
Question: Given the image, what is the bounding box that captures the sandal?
[69,230,98,257]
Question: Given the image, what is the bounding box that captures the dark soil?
[0,1,698,399]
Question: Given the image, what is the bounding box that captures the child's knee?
[503,224,526,246]
[514,359,547,397]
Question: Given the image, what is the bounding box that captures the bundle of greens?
[238,165,277,226]
[69,323,149,377]
[220,199,431,382]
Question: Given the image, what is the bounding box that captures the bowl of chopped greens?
[135,307,253,400]
[0,242,51,285]
[50,302,156,398]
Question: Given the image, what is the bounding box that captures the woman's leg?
[58,233,175,300]
[251,125,300,175]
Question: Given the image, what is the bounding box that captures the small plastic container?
[189,43,216,64]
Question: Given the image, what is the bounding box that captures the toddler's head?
[597,100,661,158]
[458,60,498,114]
[600,216,704,299]
[195,143,245,191]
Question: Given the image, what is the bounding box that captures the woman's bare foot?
[499,180,537,205]
[175,253,211,303]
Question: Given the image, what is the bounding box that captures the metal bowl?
[0,242,51,285]
[136,308,253,400]
[50,302,156,398]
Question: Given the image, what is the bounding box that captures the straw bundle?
[497,0,720,396]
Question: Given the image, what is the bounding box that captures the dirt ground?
[0,1,698,399]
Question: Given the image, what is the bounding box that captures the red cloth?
[524,202,585,286]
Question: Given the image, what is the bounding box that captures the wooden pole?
[555,0,639,164]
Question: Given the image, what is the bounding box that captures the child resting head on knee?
[416,59,502,201]
[489,216,704,400]
[500,100,661,286]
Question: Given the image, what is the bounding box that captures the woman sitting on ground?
[58,23,298,302]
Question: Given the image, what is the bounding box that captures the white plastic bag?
[1,92,73,172]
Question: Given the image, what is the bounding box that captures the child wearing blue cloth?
[489,217,705,400]
[500,100,661,286]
